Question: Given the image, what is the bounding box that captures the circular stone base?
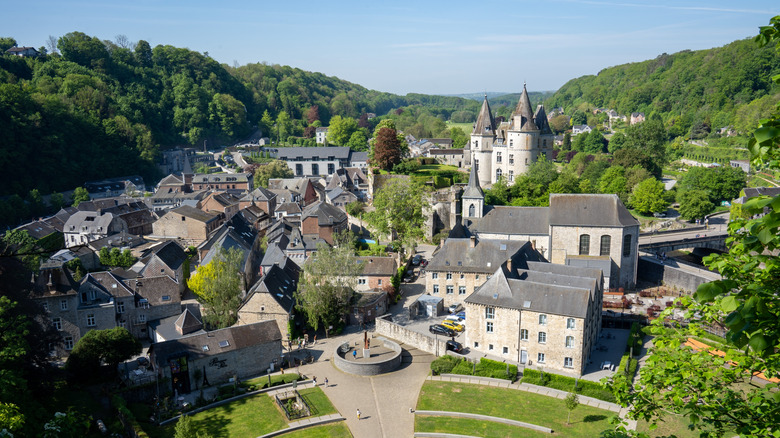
[333,335,403,376]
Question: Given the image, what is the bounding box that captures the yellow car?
[441,320,464,332]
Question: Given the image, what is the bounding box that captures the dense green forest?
[544,37,780,139]
[0,32,479,203]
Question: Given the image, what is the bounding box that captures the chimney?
[470,236,476,248]
[506,258,512,272]
[531,240,536,250]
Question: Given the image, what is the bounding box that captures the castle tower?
[462,153,484,219]
[470,95,496,187]
[506,84,542,176]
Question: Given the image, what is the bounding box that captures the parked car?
[446,340,463,353]
[411,255,422,266]
[421,259,429,267]
[455,311,466,320]
[441,320,464,332]
[448,303,462,314]
[429,324,456,337]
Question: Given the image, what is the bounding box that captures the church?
[467,84,555,187]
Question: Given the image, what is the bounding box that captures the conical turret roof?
[512,84,538,132]
[534,105,552,135]
[472,95,496,136]
[463,154,483,199]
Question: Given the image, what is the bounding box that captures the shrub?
[626,322,644,355]
[451,360,475,376]
[431,355,460,375]
[521,369,616,403]
[475,358,518,381]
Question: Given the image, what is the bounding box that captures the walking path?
[413,410,553,433]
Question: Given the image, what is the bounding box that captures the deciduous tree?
[628,178,667,215]
[327,115,358,146]
[71,187,89,207]
[677,188,714,220]
[365,179,427,250]
[189,247,244,329]
[66,327,141,382]
[254,160,293,188]
[372,126,402,171]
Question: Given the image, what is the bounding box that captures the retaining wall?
[638,258,714,293]
[333,337,402,376]
[376,315,444,356]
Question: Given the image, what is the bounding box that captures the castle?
[467,84,554,187]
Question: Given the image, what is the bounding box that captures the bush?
[431,355,460,375]
[521,369,616,403]
[475,358,518,381]
[451,360,475,376]
[627,322,644,356]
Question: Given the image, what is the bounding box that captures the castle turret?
[462,153,484,219]
[471,95,496,187]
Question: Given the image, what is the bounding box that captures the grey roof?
[158,174,184,186]
[192,173,252,184]
[737,187,780,202]
[242,262,301,314]
[64,211,121,234]
[124,275,181,305]
[513,84,537,132]
[261,242,287,268]
[149,320,281,365]
[149,240,187,271]
[274,146,351,161]
[465,264,592,318]
[175,308,203,335]
[199,219,255,268]
[241,186,276,202]
[534,105,552,135]
[302,201,347,226]
[356,256,397,276]
[276,202,302,215]
[15,220,59,240]
[171,205,220,223]
[462,159,483,199]
[473,96,496,135]
[350,151,368,163]
[548,194,638,227]
[427,238,541,274]
[472,206,549,236]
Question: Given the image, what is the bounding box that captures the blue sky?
[3,1,777,95]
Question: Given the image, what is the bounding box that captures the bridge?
[639,231,728,253]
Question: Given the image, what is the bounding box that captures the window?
[496,169,502,180]
[537,353,546,363]
[358,278,367,285]
[566,336,575,348]
[64,336,74,350]
[468,204,475,217]
[460,273,464,279]
[42,301,49,312]
[138,314,146,324]
[53,317,62,331]
[295,164,303,175]
[520,329,528,340]
[539,314,547,325]
[509,154,514,164]
[219,340,230,348]
[378,279,382,285]
[475,275,480,280]
[508,170,514,182]
[623,234,632,257]
[486,322,494,333]
[312,163,319,175]
[118,320,126,328]
[474,342,479,348]
[459,286,466,295]
[433,285,439,294]
[579,234,590,255]
[503,346,508,354]
[564,357,573,368]
[60,299,68,311]
[567,318,575,329]
[328,163,335,174]
[162,295,171,301]
[432,273,438,279]
[446,273,452,280]
[600,235,611,256]
[446,286,454,295]
[86,314,95,327]
[117,301,125,314]
[538,332,547,343]
[139,299,149,309]
[496,152,502,163]
[489,344,494,350]
[485,307,495,319]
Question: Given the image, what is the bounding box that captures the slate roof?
[241,186,276,202]
[473,95,496,135]
[462,159,483,199]
[427,238,541,274]
[241,262,300,314]
[302,201,347,226]
[64,211,121,235]
[276,202,302,215]
[89,230,146,250]
[158,174,184,187]
[175,308,203,335]
[148,310,205,342]
[428,148,465,156]
[465,264,593,318]
[472,206,548,236]
[548,194,638,227]
[149,320,281,364]
[199,215,256,268]
[534,105,552,135]
[350,151,368,163]
[171,205,220,223]
[356,256,397,276]
[16,220,59,240]
[191,173,252,184]
[149,240,187,271]
[82,271,135,298]
[513,84,537,132]
[260,242,287,268]
[125,275,180,305]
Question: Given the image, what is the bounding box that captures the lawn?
[416,416,552,438]
[141,387,338,438]
[416,381,615,437]
[446,121,474,133]
[638,414,724,438]
[278,422,352,437]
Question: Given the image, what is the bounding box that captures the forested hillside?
[0,32,478,201]
[544,37,780,138]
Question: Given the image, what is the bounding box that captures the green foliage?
[345,200,364,217]
[677,165,746,205]
[66,327,141,382]
[189,247,244,329]
[373,126,403,170]
[327,115,359,146]
[628,178,667,214]
[564,392,580,424]
[392,158,421,174]
[253,160,293,188]
[677,189,714,220]
[626,322,643,355]
[98,247,136,268]
[430,355,460,375]
[71,187,90,207]
[522,369,616,402]
[364,179,428,250]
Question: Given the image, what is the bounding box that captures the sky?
[2,1,777,96]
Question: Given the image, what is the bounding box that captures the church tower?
[470,95,496,187]
[462,153,484,219]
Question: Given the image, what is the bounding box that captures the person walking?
[357,409,361,420]
[313,376,317,386]
[324,377,329,387]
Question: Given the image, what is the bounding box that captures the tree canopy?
[65,327,141,382]
[189,247,244,329]
[364,178,428,250]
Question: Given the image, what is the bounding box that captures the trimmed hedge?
[111,394,151,438]
[432,356,517,381]
[627,322,643,356]
[617,353,639,381]
[431,355,460,376]
[520,369,616,403]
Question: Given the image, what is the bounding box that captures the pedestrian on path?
[313,376,317,386]
[352,350,357,359]
[324,377,328,387]
[357,409,361,420]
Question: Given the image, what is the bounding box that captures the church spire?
[463,152,483,199]
[472,95,496,135]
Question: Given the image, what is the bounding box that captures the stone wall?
[376,315,445,356]
[333,338,402,376]
[638,258,715,293]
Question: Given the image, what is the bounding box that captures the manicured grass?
[416,381,614,437]
[638,414,721,438]
[142,387,337,438]
[416,416,551,438]
[278,422,352,437]
[242,373,301,389]
[446,122,475,133]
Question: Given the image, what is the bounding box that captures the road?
[638,211,729,246]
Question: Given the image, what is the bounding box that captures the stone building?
[64,211,129,249]
[465,260,603,375]
[301,201,348,245]
[355,256,397,292]
[149,321,282,394]
[469,85,554,187]
[151,205,222,246]
[237,259,301,340]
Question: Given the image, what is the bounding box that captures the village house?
[571,125,593,136]
[237,258,301,340]
[630,112,645,125]
[64,211,129,249]
[315,127,329,144]
[355,256,397,292]
[200,191,241,220]
[152,205,223,246]
[191,173,253,192]
[301,201,348,245]
[239,186,277,216]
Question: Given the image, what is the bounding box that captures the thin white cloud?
[388,42,448,49]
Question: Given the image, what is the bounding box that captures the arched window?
[600,235,611,256]
[579,234,590,255]
[468,204,475,217]
[496,168,502,180]
[623,234,632,257]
